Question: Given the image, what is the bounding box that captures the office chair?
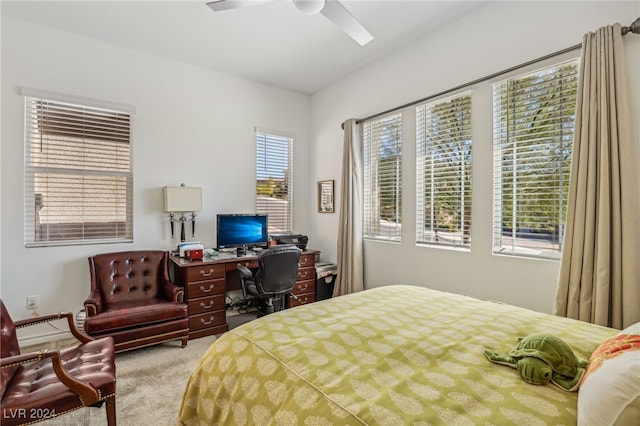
[237,244,301,317]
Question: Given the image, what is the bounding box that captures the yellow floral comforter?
[178,285,614,425]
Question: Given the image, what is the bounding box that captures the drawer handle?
[200,316,215,326]
[199,268,215,277]
[200,284,215,293]
[300,297,308,304]
[300,258,309,265]
[200,301,214,309]
[298,284,308,291]
[299,271,309,278]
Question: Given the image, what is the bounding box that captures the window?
[24,95,133,247]
[492,59,579,259]
[416,92,472,248]
[363,113,402,241]
[255,128,293,234]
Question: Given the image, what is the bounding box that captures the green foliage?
[420,94,472,241]
[377,120,403,224]
[257,178,288,200]
[498,64,576,235]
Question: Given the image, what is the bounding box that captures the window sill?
[492,248,560,262]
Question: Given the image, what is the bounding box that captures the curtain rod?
[342,17,640,129]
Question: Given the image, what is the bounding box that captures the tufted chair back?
[0,300,20,399]
[89,250,167,308]
[84,250,188,352]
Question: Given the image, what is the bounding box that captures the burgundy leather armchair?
[1,299,116,425]
[84,250,189,352]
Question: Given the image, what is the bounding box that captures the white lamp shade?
[163,186,202,212]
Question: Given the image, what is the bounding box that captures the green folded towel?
[484,334,587,392]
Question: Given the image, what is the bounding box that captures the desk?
[170,249,319,339]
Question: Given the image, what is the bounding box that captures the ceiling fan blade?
[320,1,373,46]
[206,0,276,12]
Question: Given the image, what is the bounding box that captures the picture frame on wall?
[318,180,334,213]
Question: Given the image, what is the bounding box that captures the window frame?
[492,58,579,260]
[416,91,473,250]
[363,112,403,242]
[23,90,134,247]
[255,127,294,235]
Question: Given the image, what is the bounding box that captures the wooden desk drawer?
[187,278,225,298]
[297,266,314,282]
[227,260,259,271]
[299,254,315,268]
[292,279,315,295]
[185,264,225,282]
[189,311,226,331]
[289,292,314,307]
[188,294,225,315]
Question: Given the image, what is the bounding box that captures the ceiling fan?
[206,0,374,46]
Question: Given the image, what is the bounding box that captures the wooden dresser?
[170,259,228,339]
[170,248,320,340]
[288,251,316,308]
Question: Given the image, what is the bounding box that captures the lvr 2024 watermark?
[3,408,56,420]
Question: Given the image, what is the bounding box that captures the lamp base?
[168,212,196,242]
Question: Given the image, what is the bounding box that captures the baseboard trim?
[19,329,73,348]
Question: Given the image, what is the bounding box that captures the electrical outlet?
[26,295,38,310]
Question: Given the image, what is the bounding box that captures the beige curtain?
[554,24,640,329]
[334,119,364,296]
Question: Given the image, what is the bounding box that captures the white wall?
[1,16,311,342]
[309,1,640,313]
[2,2,639,343]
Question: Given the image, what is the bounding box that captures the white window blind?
[416,92,472,248]
[363,113,402,241]
[492,59,578,259]
[24,96,133,247]
[255,129,293,234]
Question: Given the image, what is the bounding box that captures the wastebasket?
[315,262,337,301]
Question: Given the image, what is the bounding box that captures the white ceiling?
[1,0,486,95]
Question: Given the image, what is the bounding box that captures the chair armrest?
[159,252,184,302]
[163,279,184,303]
[1,351,48,369]
[237,265,253,280]
[1,350,100,405]
[13,312,93,344]
[237,265,254,299]
[84,289,103,317]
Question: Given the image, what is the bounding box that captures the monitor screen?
[216,214,268,249]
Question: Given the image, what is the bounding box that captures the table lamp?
[163,185,202,242]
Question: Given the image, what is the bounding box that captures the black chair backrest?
[254,245,301,297]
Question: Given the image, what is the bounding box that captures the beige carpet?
[18,311,258,425]
[34,336,217,426]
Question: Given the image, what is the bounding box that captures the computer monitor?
[216,214,268,249]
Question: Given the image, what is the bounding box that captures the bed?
[178,285,624,425]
